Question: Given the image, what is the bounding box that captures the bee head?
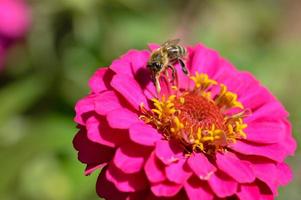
[147,62,162,72]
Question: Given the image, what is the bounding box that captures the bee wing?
[161,39,181,47]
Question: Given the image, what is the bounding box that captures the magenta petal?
[148,43,160,51]
[155,140,184,165]
[261,194,274,200]
[213,61,240,86]
[110,57,132,77]
[88,68,114,93]
[244,156,279,195]
[144,152,166,183]
[237,184,261,200]
[145,190,187,200]
[126,50,149,75]
[110,49,150,80]
[73,129,114,167]
[113,143,149,174]
[245,101,288,122]
[282,120,297,156]
[106,163,148,192]
[190,44,220,78]
[111,74,148,110]
[220,71,259,98]
[129,123,162,146]
[240,87,273,111]
[165,159,192,184]
[216,152,255,183]
[85,163,106,176]
[107,108,139,129]
[97,170,129,199]
[74,95,95,125]
[94,91,122,115]
[187,153,216,180]
[244,120,286,144]
[184,176,214,200]
[86,115,128,147]
[230,140,287,162]
[208,170,237,198]
[277,162,293,186]
[151,181,182,197]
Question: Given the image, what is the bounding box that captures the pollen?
[140,72,249,155]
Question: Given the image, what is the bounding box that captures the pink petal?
[221,71,259,98]
[189,44,221,79]
[88,68,114,93]
[187,153,216,180]
[74,94,95,125]
[96,170,129,199]
[142,80,157,100]
[151,181,182,197]
[282,120,297,156]
[238,80,274,111]
[245,101,288,123]
[73,129,114,166]
[208,170,237,198]
[216,152,255,183]
[113,142,150,174]
[94,91,122,115]
[110,50,151,92]
[276,162,293,186]
[184,176,214,200]
[230,140,287,162]
[86,115,129,147]
[129,123,162,146]
[107,108,139,129]
[148,43,160,51]
[125,50,158,99]
[155,140,184,165]
[110,56,132,77]
[145,190,187,200]
[261,194,274,200]
[85,163,106,176]
[127,190,150,200]
[237,184,261,200]
[241,155,278,195]
[165,158,192,184]
[111,74,148,110]
[144,152,166,183]
[256,179,274,198]
[245,120,286,144]
[106,163,148,192]
[126,49,149,75]
[213,61,239,86]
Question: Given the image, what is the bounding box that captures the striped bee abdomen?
[166,45,187,61]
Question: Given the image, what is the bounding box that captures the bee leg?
[167,65,176,83]
[155,75,161,94]
[165,69,170,82]
[178,59,189,75]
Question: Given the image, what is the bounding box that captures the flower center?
[140,72,249,155]
[175,93,225,130]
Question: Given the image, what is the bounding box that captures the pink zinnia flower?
[0,0,30,39]
[73,42,296,199]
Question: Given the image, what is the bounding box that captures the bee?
[147,39,189,94]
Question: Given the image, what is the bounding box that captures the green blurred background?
[0,0,300,199]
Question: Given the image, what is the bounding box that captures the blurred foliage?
[0,0,300,199]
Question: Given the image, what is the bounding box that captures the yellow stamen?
[215,84,243,109]
[190,72,217,91]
